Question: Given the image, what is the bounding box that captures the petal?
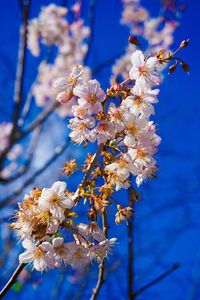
[52,181,66,195]
[52,237,64,248]
[19,251,34,264]
[131,50,144,67]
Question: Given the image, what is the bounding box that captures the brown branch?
[90,210,108,300]
[127,187,134,300]
[132,263,180,298]
[74,143,104,204]
[0,263,26,298]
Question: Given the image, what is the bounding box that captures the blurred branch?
[132,263,180,298]
[84,0,97,64]
[11,0,30,141]
[127,184,135,300]
[0,127,42,183]
[92,53,123,77]
[0,139,69,208]
[0,0,30,168]
[0,263,26,298]
[20,102,60,139]
[90,210,108,300]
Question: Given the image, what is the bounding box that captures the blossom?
[68,117,96,144]
[73,79,105,114]
[54,65,84,103]
[77,222,106,242]
[115,205,133,224]
[19,239,54,271]
[90,238,117,261]
[64,242,91,269]
[38,181,74,221]
[95,121,115,144]
[108,103,124,132]
[105,154,136,190]
[126,80,160,117]
[27,4,68,56]
[129,50,161,86]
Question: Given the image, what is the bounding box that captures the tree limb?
[90,210,108,300]
[133,263,180,298]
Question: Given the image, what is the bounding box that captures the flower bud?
[179,39,189,49]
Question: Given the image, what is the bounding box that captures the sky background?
[0,0,200,299]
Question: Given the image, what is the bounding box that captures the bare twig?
[0,139,69,208]
[74,143,104,204]
[127,186,134,300]
[20,102,60,139]
[90,210,108,300]
[11,0,30,136]
[0,263,26,298]
[0,127,42,183]
[132,263,180,298]
[83,0,97,64]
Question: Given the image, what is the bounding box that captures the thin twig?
[0,263,26,298]
[132,263,180,298]
[0,139,69,208]
[83,0,97,64]
[90,210,108,300]
[74,143,104,204]
[0,127,42,183]
[127,185,134,300]
[20,102,60,139]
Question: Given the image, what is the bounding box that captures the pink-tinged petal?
[40,242,53,252]
[34,258,48,272]
[53,77,68,89]
[61,197,74,209]
[146,57,158,68]
[19,251,34,264]
[52,181,66,195]
[52,237,64,248]
[129,67,139,80]
[73,85,89,99]
[131,50,144,67]
[50,205,65,221]
[22,239,35,251]
[57,92,72,104]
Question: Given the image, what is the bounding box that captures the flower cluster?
[12,181,116,271]
[28,4,91,116]
[55,49,161,187]
[113,0,178,79]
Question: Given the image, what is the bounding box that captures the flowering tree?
[0,0,189,299]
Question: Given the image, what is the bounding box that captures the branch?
[0,127,42,183]
[90,210,108,300]
[0,263,26,298]
[127,185,135,300]
[11,0,30,136]
[20,102,60,139]
[74,143,104,204]
[0,139,69,208]
[83,0,97,65]
[133,263,180,298]
[0,0,30,168]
